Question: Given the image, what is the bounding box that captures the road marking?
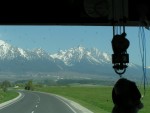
[31,93,41,102]
[0,92,25,110]
[32,91,78,113]
[31,92,41,107]
[54,96,77,113]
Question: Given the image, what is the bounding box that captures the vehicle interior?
[1,0,150,26]
[0,0,149,113]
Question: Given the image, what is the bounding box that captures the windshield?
[0,25,149,113]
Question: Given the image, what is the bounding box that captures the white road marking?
[31,92,41,102]
[0,92,25,110]
[33,91,77,113]
[30,92,41,113]
[54,94,93,113]
[32,91,77,113]
[31,92,41,106]
[54,96,77,113]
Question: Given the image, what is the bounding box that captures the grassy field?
[36,86,150,113]
[0,90,19,104]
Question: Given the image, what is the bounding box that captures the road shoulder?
[0,91,24,110]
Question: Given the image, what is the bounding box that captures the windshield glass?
[0,25,149,113]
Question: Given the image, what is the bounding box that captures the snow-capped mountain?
[0,40,142,79]
[50,46,111,66]
[0,40,61,72]
[0,40,53,60]
[0,40,26,59]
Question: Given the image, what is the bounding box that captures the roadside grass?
[0,90,19,104]
[36,86,150,113]
[138,87,150,113]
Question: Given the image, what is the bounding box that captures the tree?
[25,80,34,90]
[1,80,11,92]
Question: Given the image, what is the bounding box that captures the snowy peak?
[0,40,142,76]
[90,48,111,63]
[18,48,28,58]
[0,40,31,59]
[0,40,11,52]
[0,40,49,60]
[0,40,16,59]
[0,40,11,48]
[50,46,111,66]
[0,40,135,68]
[33,48,50,59]
[0,40,111,65]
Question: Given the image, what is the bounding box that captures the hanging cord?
[138,26,148,96]
[121,0,126,33]
[112,0,116,36]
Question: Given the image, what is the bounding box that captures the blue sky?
[0,25,149,66]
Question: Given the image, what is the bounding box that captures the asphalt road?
[0,91,78,113]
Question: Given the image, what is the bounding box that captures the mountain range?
[0,40,148,81]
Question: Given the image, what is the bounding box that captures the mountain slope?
[0,40,143,80]
[50,46,111,66]
[0,40,61,73]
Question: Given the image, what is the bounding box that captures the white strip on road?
[54,94,93,113]
[35,91,93,113]
[0,92,24,110]
[54,95,77,113]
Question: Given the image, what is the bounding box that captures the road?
[0,91,84,113]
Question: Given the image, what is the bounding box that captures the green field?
[0,90,19,103]
[36,86,150,113]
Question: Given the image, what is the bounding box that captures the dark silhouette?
[111,33,130,54]
[112,78,143,113]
